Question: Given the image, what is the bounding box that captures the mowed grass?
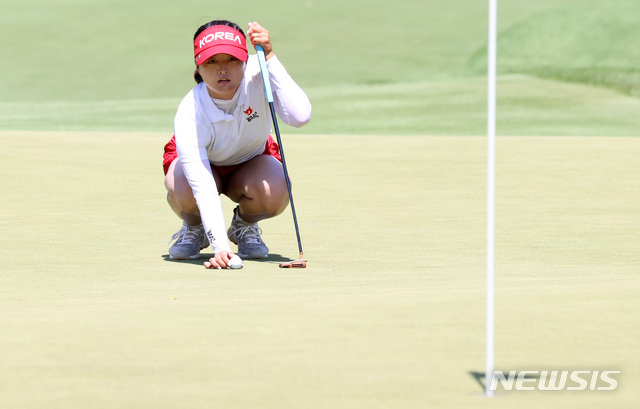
[1,0,639,407]
[4,76,640,136]
[469,0,640,97]
[2,0,640,135]
[1,131,638,408]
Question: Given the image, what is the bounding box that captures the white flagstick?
[486,0,497,398]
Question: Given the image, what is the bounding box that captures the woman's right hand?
[204,250,239,269]
[247,21,274,60]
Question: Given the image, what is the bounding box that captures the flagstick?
[486,0,497,398]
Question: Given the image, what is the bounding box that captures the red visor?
[194,25,248,65]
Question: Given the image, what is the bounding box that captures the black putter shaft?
[267,100,303,258]
[255,45,305,266]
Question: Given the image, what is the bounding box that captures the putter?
[255,45,307,268]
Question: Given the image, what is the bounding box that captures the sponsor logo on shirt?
[244,106,259,122]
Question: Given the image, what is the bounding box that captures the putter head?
[279,259,307,268]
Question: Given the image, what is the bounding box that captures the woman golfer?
[163,20,311,269]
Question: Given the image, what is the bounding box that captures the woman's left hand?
[247,21,274,60]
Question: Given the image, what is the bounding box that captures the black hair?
[193,20,246,84]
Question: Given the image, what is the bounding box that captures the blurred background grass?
[1,0,639,135]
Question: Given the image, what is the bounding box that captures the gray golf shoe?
[169,222,209,259]
[227,207,269,259]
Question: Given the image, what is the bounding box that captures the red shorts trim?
[162,135,282,176]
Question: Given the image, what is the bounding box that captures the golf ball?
[228,256,243,269]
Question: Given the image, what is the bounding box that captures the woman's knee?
[252,168,289,204]
[168,190,197,212]
[263,185,289,215]
[165,160,197,211]
[238,175,290,217]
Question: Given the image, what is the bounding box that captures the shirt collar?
[198,80,246,123]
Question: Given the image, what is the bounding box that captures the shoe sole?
[237,253,269,260]
[169,253,201,260]
[169,244,209,260]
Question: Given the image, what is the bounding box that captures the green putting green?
[1,131,638,408]
[2,0,639,406]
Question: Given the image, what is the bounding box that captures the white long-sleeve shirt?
[174,55,311,253]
